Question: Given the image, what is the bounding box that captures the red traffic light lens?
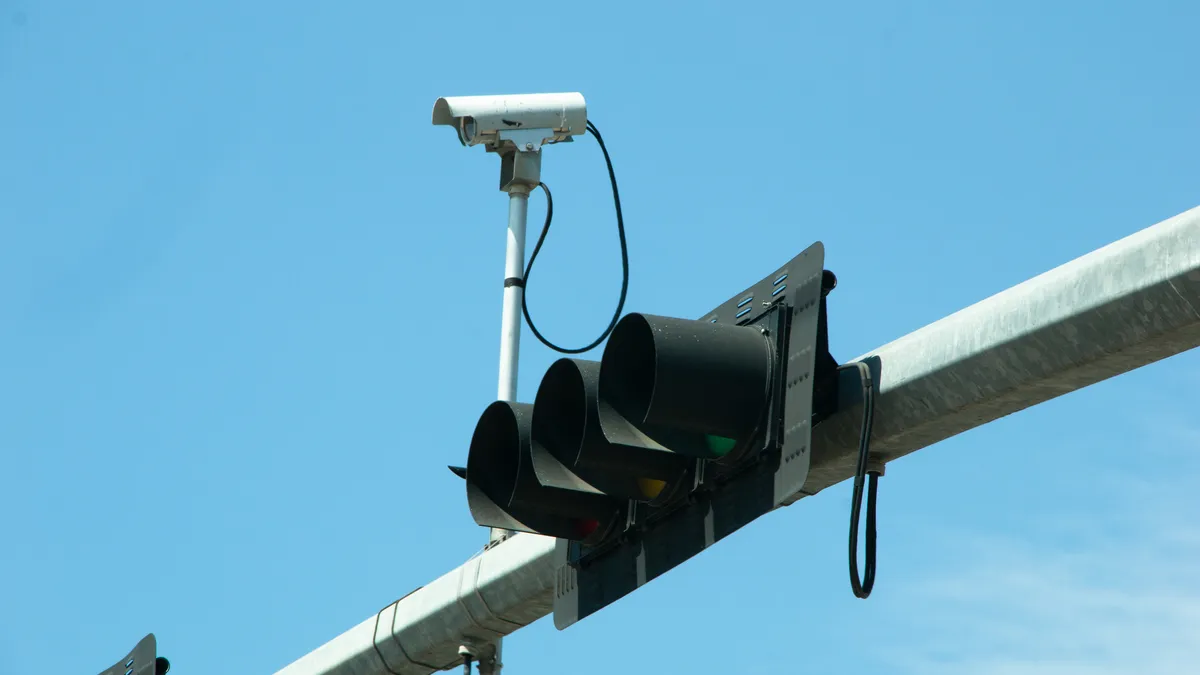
[574,519,600,539]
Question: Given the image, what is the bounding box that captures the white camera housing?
[432,92,587,152]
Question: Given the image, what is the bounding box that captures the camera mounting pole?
[432,92,589,674]
[495,145,539,410]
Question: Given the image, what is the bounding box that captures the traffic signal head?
[600,313,774,448]
[95,634,169,675]
[456,242,838,628]
[465,400,622,544]
[532,358,684,503]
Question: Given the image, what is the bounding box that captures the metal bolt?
[525,142,534,150]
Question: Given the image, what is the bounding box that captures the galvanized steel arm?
[275,205,1200,675]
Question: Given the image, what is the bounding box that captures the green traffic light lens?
[704,435,738,457]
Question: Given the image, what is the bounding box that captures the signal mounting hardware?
[458,241,844,629]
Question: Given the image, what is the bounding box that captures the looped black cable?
[521,120,629,354]
[846,360,881,599]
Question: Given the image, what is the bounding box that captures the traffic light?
[456,242,840,628]
[95,634,170,675]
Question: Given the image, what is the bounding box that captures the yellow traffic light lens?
[637,477,667,499]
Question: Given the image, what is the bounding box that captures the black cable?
[521,120,629,354]
[846,360,881,599]
[463,655,473,675]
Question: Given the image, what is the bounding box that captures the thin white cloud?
[880,416,1200,675]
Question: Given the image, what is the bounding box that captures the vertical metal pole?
[496,188,529,404]
[484,178,534,675]
[479,148,541,675]
[492,186,529,551]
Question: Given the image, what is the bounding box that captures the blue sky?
[2,2,1198,674]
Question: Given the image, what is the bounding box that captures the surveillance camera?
[431,92,587,152]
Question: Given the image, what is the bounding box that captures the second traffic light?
[457,242,839,628]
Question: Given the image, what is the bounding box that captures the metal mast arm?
[275,205,1200,675]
